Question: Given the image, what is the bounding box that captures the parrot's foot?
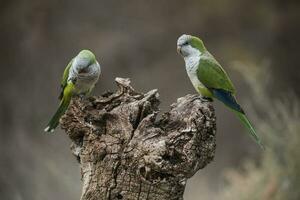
[201,96,213,102]
[78,94,86,100]
[76,94,89,111]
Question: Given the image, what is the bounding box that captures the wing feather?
[197,52,235,93]
[59,58,73,99]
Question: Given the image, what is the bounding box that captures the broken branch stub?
[60,77,216,200]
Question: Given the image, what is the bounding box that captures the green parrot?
[44,50,101,133]
[177,34,264,149]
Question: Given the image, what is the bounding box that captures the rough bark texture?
[60,78,216,200]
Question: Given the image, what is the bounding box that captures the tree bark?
[60,77,216,200]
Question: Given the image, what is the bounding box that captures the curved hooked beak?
[177,46,182,54]
[78,68,88,74]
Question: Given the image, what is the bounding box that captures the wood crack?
[60,77,216,200]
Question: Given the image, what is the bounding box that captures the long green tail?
[210,89,265,150]
[234,111,265,150]
[44,96,71,133]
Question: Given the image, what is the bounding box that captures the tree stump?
[60,78,216,200]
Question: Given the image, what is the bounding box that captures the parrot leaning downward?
[44,50,101,133]
[177,34,264,149]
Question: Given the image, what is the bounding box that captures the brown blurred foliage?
[0,0,299,199]
[219,63,300,200]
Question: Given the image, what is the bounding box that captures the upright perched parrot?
[177,34,264,149]
[44,50,101,133]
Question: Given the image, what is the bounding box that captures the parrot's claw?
[78,94,86,100]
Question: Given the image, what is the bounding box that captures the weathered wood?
[61,78,216,200]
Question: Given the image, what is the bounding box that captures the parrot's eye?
[182,41,189,46]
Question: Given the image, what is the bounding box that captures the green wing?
[197,52,235,93]
[59,59,73,99]
[45,82,75,132]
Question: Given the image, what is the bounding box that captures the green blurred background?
[0,0,299,199]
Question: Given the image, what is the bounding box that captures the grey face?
[74,57,91,74]
[177,34,199,57]
[177,34,191,47]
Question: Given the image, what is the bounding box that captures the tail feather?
[211,89,245,114]
[44,97,71,133]
[211,88,265,149]
[235,111,265,150]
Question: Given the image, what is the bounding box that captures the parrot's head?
[177,34,206,58]
[74,50,97,74]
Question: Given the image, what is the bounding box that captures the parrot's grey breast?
[184,53,205,91]
[184,50,201,74]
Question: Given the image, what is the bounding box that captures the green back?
[190,36,206,52]
[59,58,73,99]
[197,52,235,93]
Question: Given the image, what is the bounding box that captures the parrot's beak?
[177,46,182,54]
[78,68,88,74]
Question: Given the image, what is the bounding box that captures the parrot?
[44,49,101,133]
[177,34,264,149]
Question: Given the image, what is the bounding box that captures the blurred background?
[0,0,299,199]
